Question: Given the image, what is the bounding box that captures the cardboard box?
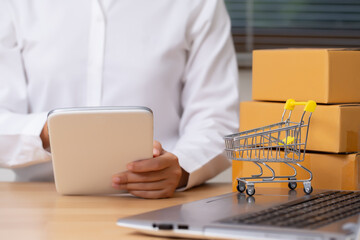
[252,49,360,103]
[232,152,360,192]
[240,101,360,153]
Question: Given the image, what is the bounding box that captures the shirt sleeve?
[0,0,51,168]
[173,0,239,189]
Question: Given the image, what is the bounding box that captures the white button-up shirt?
[0,0,239,189]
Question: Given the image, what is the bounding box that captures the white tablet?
[47,106,153,195]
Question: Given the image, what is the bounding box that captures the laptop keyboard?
[220,191,360,229]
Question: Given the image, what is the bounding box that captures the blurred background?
[1,0,360,182]
[228,0,360,66]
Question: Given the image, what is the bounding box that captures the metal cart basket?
[224,99,317,196]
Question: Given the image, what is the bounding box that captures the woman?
[0,0,239,198]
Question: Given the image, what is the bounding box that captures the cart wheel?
[237,182,246,193]
[303,186,313,195]
[246,187,255,196]
[288,182,297,190]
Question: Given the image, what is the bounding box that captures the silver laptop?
[117,188,360,240]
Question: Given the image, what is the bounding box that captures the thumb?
[153,140,163,157]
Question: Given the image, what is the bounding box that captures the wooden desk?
[0,182,232,240]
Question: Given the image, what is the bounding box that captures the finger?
[113,179,167,191]
[127,152,177,173]
[112,172,128,185]
[129,189,175,199]
[152,140,163,157]
[112,169,167,184]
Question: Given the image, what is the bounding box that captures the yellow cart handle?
[284,99,317,112]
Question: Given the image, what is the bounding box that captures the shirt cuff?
[22,112,48,136]
[176,152,231,191]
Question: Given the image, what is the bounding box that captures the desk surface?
[0,182,232,240]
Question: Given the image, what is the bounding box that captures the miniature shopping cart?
[224,99,317,196]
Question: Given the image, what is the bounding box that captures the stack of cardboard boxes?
[232,49,360,192]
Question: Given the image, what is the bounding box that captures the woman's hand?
[112,141,189,199]
[40,121,50,149]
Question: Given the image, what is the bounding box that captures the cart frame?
[224,99,317,196]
